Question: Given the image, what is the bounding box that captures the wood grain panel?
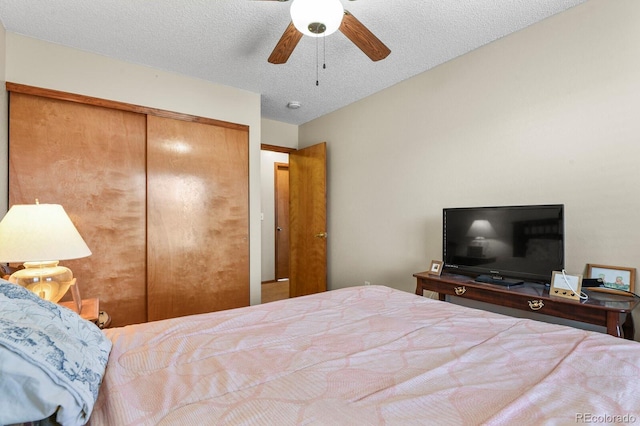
[261,144,296,154]
[8,93,147,326]
[289,142,327,297]
[6,82,249,132]
[146,115,249,321]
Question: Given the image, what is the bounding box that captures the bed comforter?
[89,285,640,425]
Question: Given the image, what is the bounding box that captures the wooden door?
[8,93,148,327]
[146,115,249,321]
[275,163,289,280]
[289,142,327,297]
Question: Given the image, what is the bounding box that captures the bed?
[2,281,640,425]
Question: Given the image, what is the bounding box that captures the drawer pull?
[454,286,466,296]
[528,300,544,311]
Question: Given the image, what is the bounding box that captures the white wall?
[299,0,640,301]
[3,33,263,305]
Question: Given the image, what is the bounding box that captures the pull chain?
[315,35,328,86]
[323,35,326,70]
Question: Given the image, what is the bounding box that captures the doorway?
[260,148,291,304]
[274,162,289,280]
[260,142,327,302]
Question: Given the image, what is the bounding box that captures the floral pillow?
[0,280,112,425]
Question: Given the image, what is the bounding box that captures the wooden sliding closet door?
[8,93,148,327]
[146,115,249,321]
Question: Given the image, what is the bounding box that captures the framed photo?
[586,264,636,295]
[550,271,582,301]
[428,260,443,276]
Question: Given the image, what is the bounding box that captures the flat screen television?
[443,204,564,285]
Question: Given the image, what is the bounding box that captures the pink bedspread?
[90,285,640,425]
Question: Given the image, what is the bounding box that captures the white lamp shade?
[290,0,344,37]
[0,203,91,262]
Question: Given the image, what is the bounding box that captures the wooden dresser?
[414,271,639,339]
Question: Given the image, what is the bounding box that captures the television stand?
[413,271,639,339]
[475,275,523,286]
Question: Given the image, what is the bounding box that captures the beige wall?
[261,118,298,149]
[3,33,264,305]
[300,0,640,301]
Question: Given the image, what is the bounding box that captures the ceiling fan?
[259,0,391,64]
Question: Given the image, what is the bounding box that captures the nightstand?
[59,297,102,325]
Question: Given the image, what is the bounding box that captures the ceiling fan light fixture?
[290,0,344,38]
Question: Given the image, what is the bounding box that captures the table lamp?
[0,202,91,303]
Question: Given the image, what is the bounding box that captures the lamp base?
[9,261,75,303]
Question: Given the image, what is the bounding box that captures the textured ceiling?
[0,0,586,125]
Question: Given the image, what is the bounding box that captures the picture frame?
[550,271,582,301]
[428,260,443,276]
[586,264,636,295]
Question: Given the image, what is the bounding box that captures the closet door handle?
[315,232,328,239]
[277,227,282,231]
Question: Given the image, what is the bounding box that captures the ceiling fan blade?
[268,21,303,64]
[339,11,391,62]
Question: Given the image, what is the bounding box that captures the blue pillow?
[0,280,112,425]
